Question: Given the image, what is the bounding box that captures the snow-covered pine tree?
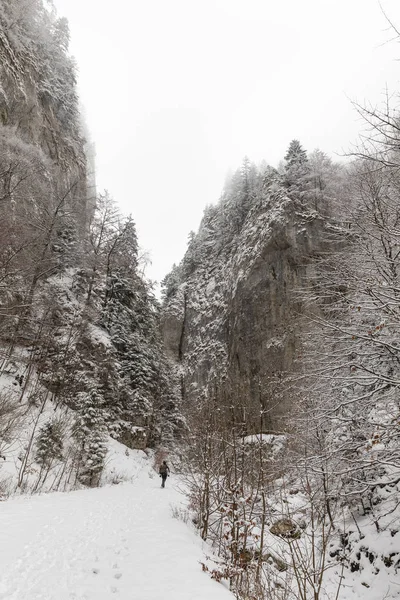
[160,263,182,301]
[73,386,107,487]
[284,139,308,168]
[283,139,311,199]
[35,419,64,467]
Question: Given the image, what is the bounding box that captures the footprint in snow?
[114,572,122,579]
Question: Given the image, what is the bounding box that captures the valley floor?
[0,461,233,600]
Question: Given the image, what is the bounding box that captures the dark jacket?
[159,463,170,476]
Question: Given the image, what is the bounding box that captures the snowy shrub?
[0,474,13,499]
[170,504,190,524]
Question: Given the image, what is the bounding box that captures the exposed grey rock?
[116,424,149,450]
[270,518,301,539]
[162,182,334,431]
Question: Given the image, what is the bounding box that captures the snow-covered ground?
[0,455,233,600]
[1,435,398,600]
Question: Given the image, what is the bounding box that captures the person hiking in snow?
[159,460,170,488]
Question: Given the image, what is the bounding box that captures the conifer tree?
[73,387,107,487]
[161,264,182,300]
[284,139,311,199]
[284,139,308,168]
[35,419,64,467]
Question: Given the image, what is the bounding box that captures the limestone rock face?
[161,286,186,361]
[0,1,88,222]
[116,424,149,450]
[162,182,333,430]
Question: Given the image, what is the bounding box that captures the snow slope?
[0,458,233,600]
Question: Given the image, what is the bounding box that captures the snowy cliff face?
[162,174,333,431]
[0,1,85,168]
[0,0,87,222]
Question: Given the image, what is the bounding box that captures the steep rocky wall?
[0,1,88,223]
[162,183,333,431]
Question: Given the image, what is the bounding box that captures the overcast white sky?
[53,0,400,285]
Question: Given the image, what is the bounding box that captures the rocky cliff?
[162,164,340,432]
[0,0,88,230]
